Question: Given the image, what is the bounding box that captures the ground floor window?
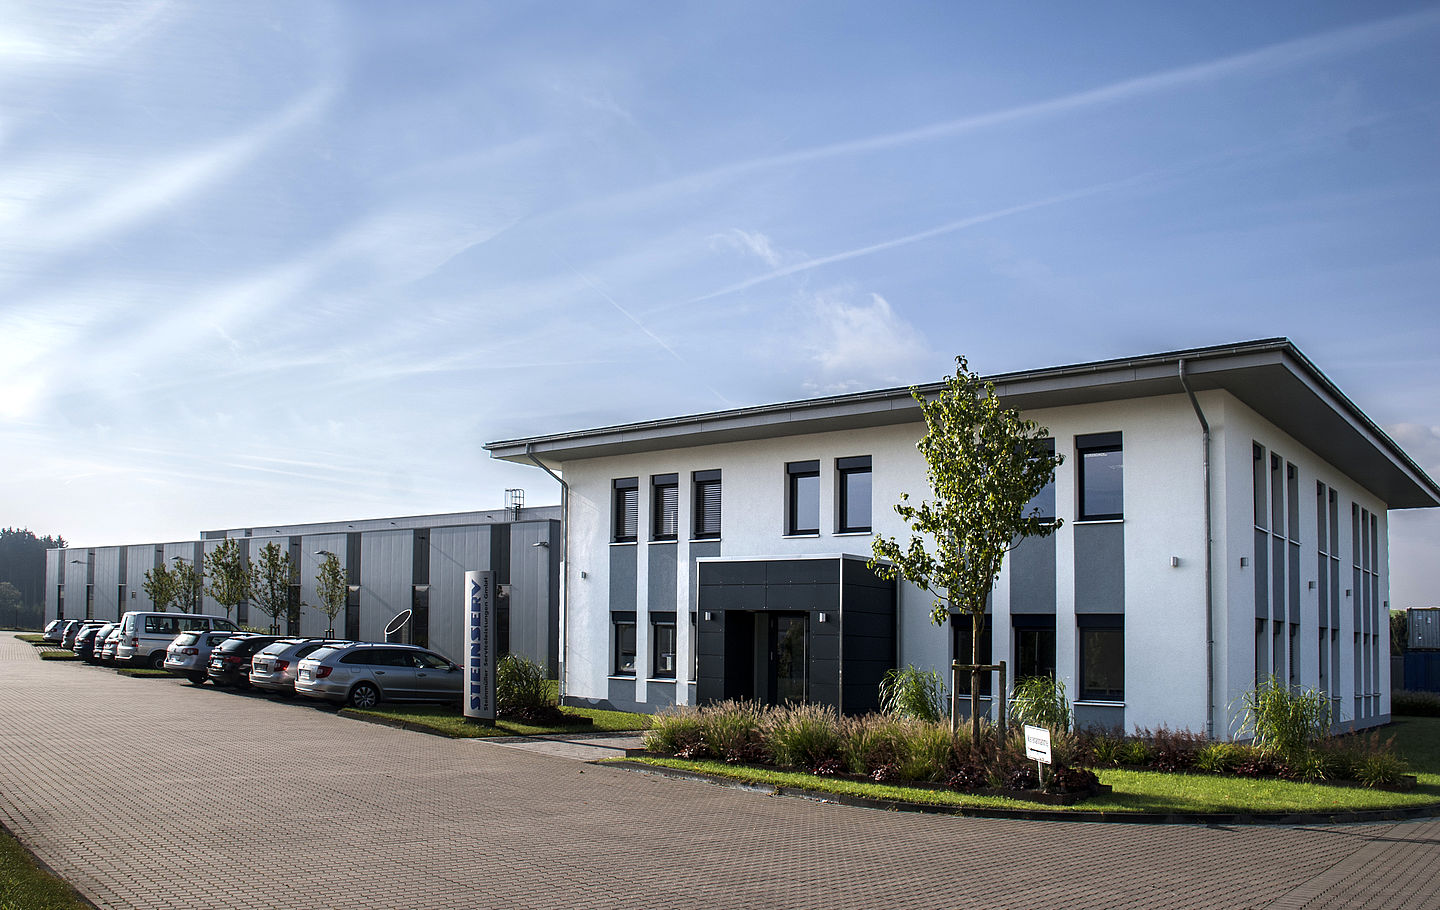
[1078,614,1124,701]
[651,612,676,679]
[951,613,992,696]
[1013,615,1056,680]
[613,612,637,676]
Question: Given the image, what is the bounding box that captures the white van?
[116,612,240,669]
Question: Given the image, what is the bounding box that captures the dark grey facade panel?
[1074,703,1125,731]
[1074,523,1124,613]
[609,545,637,611]
[648,543,678,613]
[607,676,641,712]
[1009,534,1057,614]
[688,541,721,614]
[508,521,555,675]
[646,680,677,709]
[428,525,491,663]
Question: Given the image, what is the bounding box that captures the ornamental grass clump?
[495,654,554,719]
[700,700,766,764]
[840,714,906,776]
[644,707,706,758]
[765,703,843,772]
[1236,675,1330,759]
[896,720,955,782]
[1009,676,1071,733]
[879,666,946,723]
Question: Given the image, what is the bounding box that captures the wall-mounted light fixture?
[1346,589,1352,597]
[703,611,714,622]
[1169,556,1180,568]
[531,540,550,548]
[1308,581,1316,590]
[1240,557,1249,568]
[315,549,336,558]
[818,612,829,623]
[580,571,588,579]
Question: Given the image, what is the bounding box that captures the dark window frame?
[650,612,677,679]
[692,470,722,540]
[950,612,993,696]
[1078,614,1124,701]
[836,455,872,533]
[786,460,821,535]
[1076,432,1123,521]
[651,474,678,541]
[612,611,637,676]
[613,477,639,543]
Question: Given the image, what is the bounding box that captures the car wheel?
[189,673,206,685]
[348,682,380,709]
[148,652,166,670]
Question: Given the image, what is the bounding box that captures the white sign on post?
[463,570,496,722]
[1023,724,1052,765]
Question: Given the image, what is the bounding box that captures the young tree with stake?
[870,355,1063,742]
[204,539,250,623]
[314,551,347,638]
[250,542,296,635]
[142,562,178,613]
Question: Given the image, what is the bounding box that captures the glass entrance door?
[769,612,808,704]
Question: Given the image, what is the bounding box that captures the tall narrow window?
[612,612,637,676]
[1027,438,1056,522]
[651,474,678,541]
[1079,615,1124,701]
[612,478,639,543]
[951,614,993,696]
[787,460,820,535]
[651,612,677,679]
[1013,615,1056,680]
[836,456,872,533]
[693,470,721,539]
[1076,432,1123,520]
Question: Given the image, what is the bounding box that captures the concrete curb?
[605,760,1440,827]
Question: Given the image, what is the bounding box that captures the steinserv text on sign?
[464,570,496,721]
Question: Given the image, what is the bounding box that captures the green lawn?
[37,651,79,661]
[115,668,174,678]
[341,704,652,738]
[0,826,90,910]
[622,716,1440,816]
[14,634,45,645]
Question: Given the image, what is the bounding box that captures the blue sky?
[2,1,1438,605]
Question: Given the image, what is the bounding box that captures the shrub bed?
[1393,690,1440,717]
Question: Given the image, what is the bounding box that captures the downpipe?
[525,445,569,703]
[1178,360,1215,740]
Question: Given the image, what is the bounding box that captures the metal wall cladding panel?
[1010,534,1057,614]
[63,556,88,597]
[297,534,348,637]
[125,546,159,610]
[428,525,491,664]
[359,530,413,645]
[766,560,838,586]
[1410,609,1440,651]
[46,551,61,588]
[609,545,637,612]
[161,541,202,568]
[1074,523,1124,613]
[648,543,679,613]
[91,548,123,621]
[508,521,555,674]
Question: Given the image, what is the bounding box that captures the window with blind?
[787,460,820,535]
[613,478,639,543]
[692,470,721,539]
[836,455,871,533]
[651,474,678,541]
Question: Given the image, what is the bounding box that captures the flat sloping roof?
[485,338,1440,510]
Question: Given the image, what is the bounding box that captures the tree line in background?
[141,541,348,636]
[0,528,67,630]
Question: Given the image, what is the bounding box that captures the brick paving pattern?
[1,633,1437,909]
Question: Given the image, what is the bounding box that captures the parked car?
[114,611,240,669]
[206,635,282,688]
[58,620,85,649]
[82,623,119,663]
[295,643,462,708]
[249,638,350,695]
[98,627,123,663]
[72,622,111,659]
[163,630,239,683]
[42,619,66,642]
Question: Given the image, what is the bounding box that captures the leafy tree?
[142,562,178,613]
[250,542,296,635]
[204,539,250,622]
[314,551,348,637]
[870,355,1063,740]
[0,581,22,629]
[0,527,66,609]
[169,557,203,613]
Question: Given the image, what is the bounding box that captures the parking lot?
[3,634,1439,909]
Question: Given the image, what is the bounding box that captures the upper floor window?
[786,461,820,535]
[652,474,678,541]
[1027,439,1056,521]
[693,470,721,539]
[651,612,677,679]
[837,456,872,533]
[1076,432,1123,521]
[613,478,639,543]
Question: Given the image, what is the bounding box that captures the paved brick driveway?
[2,635,1438,910]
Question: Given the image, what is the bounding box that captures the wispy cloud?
[798,292,928,393]
[711,229,784,267]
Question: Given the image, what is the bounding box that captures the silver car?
[163,630,238,684]
[42,619,66,642]
[250,638,349,695]
[58,620,85,649]
[295,643,462,708]
[98,628,123,663]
